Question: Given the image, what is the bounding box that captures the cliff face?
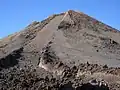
[0,10,120,90]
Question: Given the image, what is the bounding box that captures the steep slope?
[24,10,120,67]
[0,10,120,90]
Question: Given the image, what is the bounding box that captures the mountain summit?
[0,10,120,90]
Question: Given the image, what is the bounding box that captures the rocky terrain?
[0,10,120,90]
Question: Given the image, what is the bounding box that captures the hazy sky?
[0,0,119,38]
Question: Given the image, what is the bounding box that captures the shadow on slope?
[0,47,23,70]
[78,83,109,90]
[59,82,109,90]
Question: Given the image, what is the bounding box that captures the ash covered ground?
[0,10,120,90]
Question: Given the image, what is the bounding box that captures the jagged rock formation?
[0,10,120,90]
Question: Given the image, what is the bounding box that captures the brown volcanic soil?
[0,10,120,90]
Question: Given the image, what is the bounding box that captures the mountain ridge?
[0,10,120,90]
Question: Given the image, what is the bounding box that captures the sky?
[0,0,120,38]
